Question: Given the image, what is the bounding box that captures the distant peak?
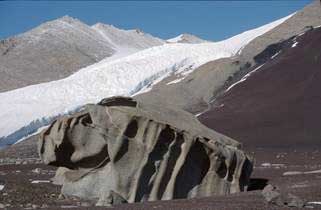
[22,15,96,40]
[60,15,73,20]
[180,33,197,37]
[167,33,209,44]
[93,23,114,28]
[56,15,82,24]
[92,23,124,32]
[40,15,85,27]
[93,23,147,36]
[134,28,144,34]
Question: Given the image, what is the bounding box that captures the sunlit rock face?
[39,97,252,206]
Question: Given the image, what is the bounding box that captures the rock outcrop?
[39,97,252,206]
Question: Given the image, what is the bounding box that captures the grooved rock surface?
[39,97,252,206]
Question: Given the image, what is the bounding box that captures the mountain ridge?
[0,14,292,147]
[199,26,321,150]
[136,1,321,114]
[167,33,209,44]
[0,16,165,92]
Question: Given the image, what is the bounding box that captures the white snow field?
[0,14,293,147]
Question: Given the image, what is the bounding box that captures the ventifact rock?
[39,97,252,206]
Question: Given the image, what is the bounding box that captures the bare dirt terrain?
[0,137,321,209]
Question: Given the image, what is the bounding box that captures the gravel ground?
[0,137,320,209]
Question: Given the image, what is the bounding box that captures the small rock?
[58,194,65,200]
[60,205,78,208]
[80,202,91,207]
[283,171,303,176]
[261,163,271,167]
[262,184,306,207]
[0,203,5,208]
[262,184,283,205]
[287,193,305,208]
[32,204,39,209]
[0,182,4,191]
[32,168,41,174]
[41,204,49,208]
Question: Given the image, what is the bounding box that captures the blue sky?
[0,1,312,41]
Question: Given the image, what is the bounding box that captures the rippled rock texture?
[39,97,252,206]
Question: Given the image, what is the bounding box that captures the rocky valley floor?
[0,2,321,210]
[0,138,320,209]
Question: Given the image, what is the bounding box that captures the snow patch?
[0,185,4,191]
[225,64,265,93]
[31,180,51,184]
[292,42,298,48]
[283,169,321,176]
[195,112,204,117]
[167,34,185,43]
[305,169,321,174]
[283,171,303,176]
[297,31,306,37]
[0,14,293,146]
[167,77,185,85]
[271,51,281,59]
[261,163,285,168]
[307,202,321,205]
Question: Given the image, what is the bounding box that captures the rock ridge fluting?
[39,97,252,206]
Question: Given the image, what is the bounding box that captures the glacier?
[0,14,293,147]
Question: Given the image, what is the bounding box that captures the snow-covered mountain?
[0,14,292,147]
[167,33,208,44]
[0,16,164,92]
[92,23,165,51]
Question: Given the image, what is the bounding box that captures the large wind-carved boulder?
[39,97,252,206]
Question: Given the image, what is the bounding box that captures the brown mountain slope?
[136,0,321,114]
[199,27,321,150]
